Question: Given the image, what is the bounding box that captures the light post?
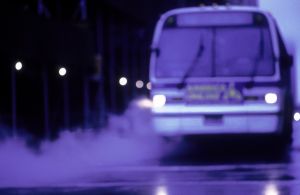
[43,65,50,138]
[11,61,22,136]
[59,67,70,129]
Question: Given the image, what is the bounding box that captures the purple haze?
[0,98,170,187]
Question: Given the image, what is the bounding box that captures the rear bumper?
[153,114,281,135]
[152,104,282,136]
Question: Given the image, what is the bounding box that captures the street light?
[136,80,144,88]
[58,66,69,129]
[146,82,152,90]
[11,61,23,136]
[294,112,300,121]
[59,67,67,77]
[119,77,128,86]
[15,61,23,71]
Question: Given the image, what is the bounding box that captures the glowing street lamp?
[136,80,144,88]
[294,112,300,121]
[119,77,128,86]
[11,60,24,135]
[58,66,69,128]
[146,82,152,90]
[15,61,23,71]
[59,67,67,77]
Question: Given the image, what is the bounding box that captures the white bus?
[150,6,294,144]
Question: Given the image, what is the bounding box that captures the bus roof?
[160,6,271,20]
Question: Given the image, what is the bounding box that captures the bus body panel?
[150,6,293,138]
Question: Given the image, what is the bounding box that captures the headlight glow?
[153,95,166,108]
[264,93,278,104]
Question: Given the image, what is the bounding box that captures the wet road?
[1,125,300,194]
[1,161,300,194]
[2,161,300,194]
[2,146,300,194]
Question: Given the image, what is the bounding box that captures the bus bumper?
[152,104,282,136]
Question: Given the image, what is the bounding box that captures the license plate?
[186,83,243,104]
[204,115,223,125]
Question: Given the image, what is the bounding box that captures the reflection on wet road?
[1,162,300,194]
[1,124,300,194]
[2,147,300,194]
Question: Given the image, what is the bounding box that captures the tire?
[281,93,294,145]
[162,135,183,144]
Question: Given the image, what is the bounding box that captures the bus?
[149,6,294,144]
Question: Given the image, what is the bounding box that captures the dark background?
[0,0,255,139]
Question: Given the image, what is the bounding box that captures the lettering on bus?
[186,83,242,103]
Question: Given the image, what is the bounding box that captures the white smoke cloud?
[0,98,172,187]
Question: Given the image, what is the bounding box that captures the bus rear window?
[164,12,268,28]
[156,13,274,78]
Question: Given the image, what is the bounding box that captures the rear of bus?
[149,6,293,143]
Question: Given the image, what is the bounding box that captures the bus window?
[156,29,213,78]
[215,27,274,77]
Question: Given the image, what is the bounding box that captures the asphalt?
[1,124,300,194]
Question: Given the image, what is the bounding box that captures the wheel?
[281,93,294,145]
[162,135,183,144]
